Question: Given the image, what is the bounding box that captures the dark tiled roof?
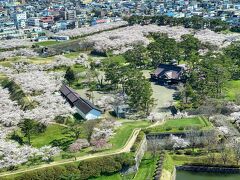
[73,99,93,114]
[59,85,71,96]
[60,84,101,115]
[67,93,79,103]
[154,64,184,80]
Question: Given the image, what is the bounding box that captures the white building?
[60,85,102,120]
[13,11,27,29]
[28,17,40,27]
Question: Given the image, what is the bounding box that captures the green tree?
[180,53,232,109]
[148,33,179,66]
[125,71,154,115]
[19,119,40,145]
[180,34,201,61]
[64,67,76,83]
[68,124,83,140]
[124,45,149,68]
[105,61,130,90]
[200,54,231,98]
[224,42,240,79]
[182,83,194,104]
[82,120,99,141]
[209,19,229,32]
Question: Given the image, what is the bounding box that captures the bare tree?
[218,142,230,165]
[203,131,219,164]
[148,136,160,158]
[232,140,240,165]
[185,128,200,152]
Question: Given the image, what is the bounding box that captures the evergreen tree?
[64,67,76,83]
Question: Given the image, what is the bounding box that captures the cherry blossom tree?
[0,49,38,61]
[68,139,90,153]
[0,39,32,50]
[56,21,128,38]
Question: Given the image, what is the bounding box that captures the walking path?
[0,128,142,177]
[0,120,165,178]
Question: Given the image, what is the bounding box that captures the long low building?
[60,84,101,120]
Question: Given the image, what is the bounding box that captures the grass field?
[35,41,60,46]
[29,120,149,151]
[29,124,69,148]
[0,73,7,81]
[134,152,158,180]
[64,52,80,58]
[91,173,134,180]
[0,61,13,67]
[28,56,55,64]
[109,120,150,151]
[149,117,211,133]
[225,80,240,101]
[91,174,122,180]
[103,55,126,65]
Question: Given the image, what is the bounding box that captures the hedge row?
[2,79,37,110]
[4,153,134,180]
[130,131,145,153]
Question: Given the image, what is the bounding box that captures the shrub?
[143,128,150,134]
[15,154,134,180]
[165,127,172,131]
[175,150,184,155]
[78,153,134,179]
[130,131,145,153]
[55,116,65,124]
[184,150,193,155]
[61,153,75,159]
[130,144,137,152]
[178,126,184,131]
[10,132,24,145]
[17,166,67,180]
[50,138,74,150]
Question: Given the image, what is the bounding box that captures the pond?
[176,170,240,180]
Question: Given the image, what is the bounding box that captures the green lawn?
[163,153,175,172]
[0,61,13,67]
[103,55,126,65]
[225,80,240,101]
[109,120,150,150]
[90,173,135,180]
[149,117,211,133]
[91,174,122,180]
[31,120,149,151]
[134,152,158,180]
[64,52,80,58]
[28,56,54,64]
[0,73,7,82]
[30,124,69,148]
[35,40,60,46]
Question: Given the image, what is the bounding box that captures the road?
[0,128,142,178]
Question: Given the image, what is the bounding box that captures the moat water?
[176,170,240,180]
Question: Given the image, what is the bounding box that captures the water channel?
[176,170,240,180]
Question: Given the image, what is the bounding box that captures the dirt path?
[147,120,165,129]
[48,122,69,128]
[0,128,142,178]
